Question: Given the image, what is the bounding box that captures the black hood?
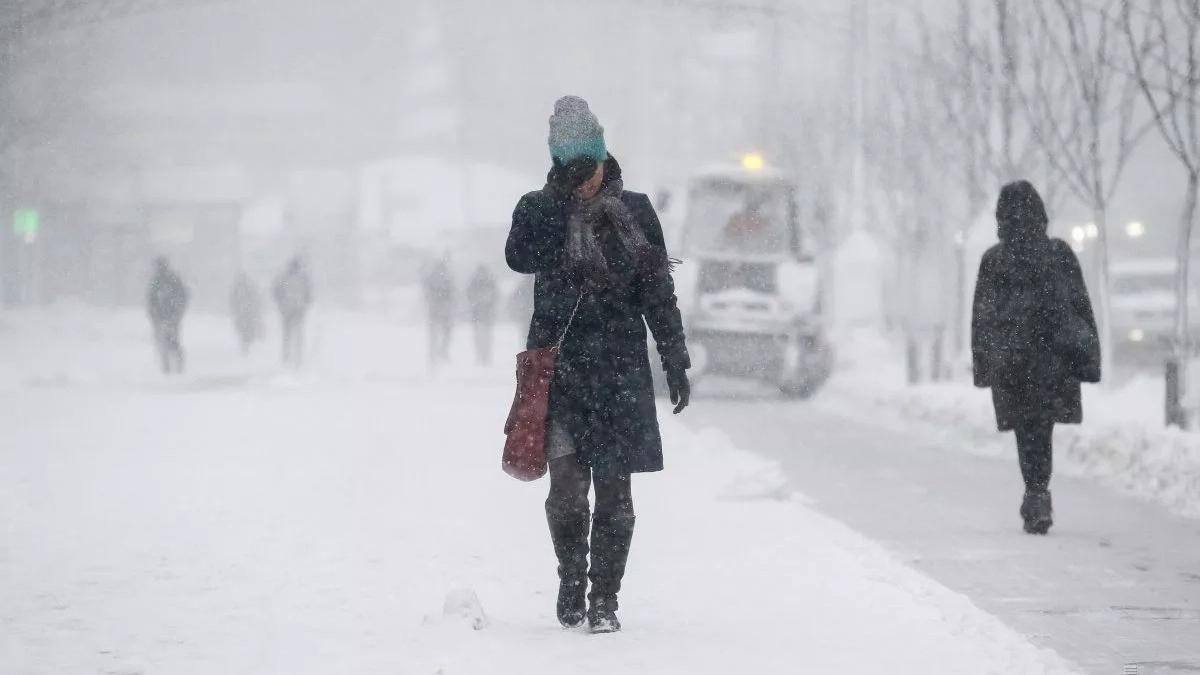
[996,180,1049,244]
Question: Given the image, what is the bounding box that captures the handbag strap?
[554,293,584,352]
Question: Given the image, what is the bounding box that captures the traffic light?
[12,208,39,243]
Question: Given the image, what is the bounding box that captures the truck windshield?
[684,179,796,256]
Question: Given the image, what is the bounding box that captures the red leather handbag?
[502,295,581,481]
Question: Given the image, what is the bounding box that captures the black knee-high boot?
[547,509,590,627]
[1016,422,1054,534]
[587,512,634,633]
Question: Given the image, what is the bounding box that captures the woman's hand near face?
[575,163,605,201]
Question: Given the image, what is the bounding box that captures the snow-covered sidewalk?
[821,330,1200,520]
[0,308,1076,673]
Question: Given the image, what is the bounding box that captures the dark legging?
[281,314,306,367]
[154,321,184,374]
[1015,421,1053,492]
[545,455,633,523]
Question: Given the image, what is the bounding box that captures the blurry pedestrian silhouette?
[230,273,263,355]
[422,256,456,366]
[273,257,313,368]
[466,264,499,366]
[971,180,1100,535]
[146,256,189,374]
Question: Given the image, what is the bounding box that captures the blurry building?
[0,3,422,309]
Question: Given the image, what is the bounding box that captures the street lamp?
[1126,221,1146,238]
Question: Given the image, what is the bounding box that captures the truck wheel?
[776,335,828,399]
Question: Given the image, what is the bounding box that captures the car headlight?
[1129,328,1145,342]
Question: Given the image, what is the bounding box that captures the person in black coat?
[971,180,1100,534]
[466,264,499,366]
[146,256,190,375]
[506,96,690,633]
[230,272,264,355]
[421,257,456,366]
[273,257,314,368]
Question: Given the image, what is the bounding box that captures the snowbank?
[824,329,1200,519]
[0,307,1077,674]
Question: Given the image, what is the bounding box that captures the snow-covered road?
[682,388,1200,673]
[0,307,1175,673]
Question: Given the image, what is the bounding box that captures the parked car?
[1110,257,1200,359]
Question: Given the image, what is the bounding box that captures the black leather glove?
[665,365,690,414]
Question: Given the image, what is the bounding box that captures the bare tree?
[921,2,1059,212]
[1015,0,1154,382]
[864,15,963,381]
[910,1,1069,360]
[919,5,990,230]
[1121,0,1200,424]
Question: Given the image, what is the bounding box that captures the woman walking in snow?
[971,180,1100,534]
[505,96,691,632]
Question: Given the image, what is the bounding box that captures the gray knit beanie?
[548,95,608,165]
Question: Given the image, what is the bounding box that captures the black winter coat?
[506,157,689,474]
[147,269,189,325]
[971,235,1100,431]
[274,268,313,318]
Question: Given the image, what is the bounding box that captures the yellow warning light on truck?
[741,152,765,172]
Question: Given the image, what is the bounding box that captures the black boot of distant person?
[1015,422,1054,534]
[1021,490,1053,535]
